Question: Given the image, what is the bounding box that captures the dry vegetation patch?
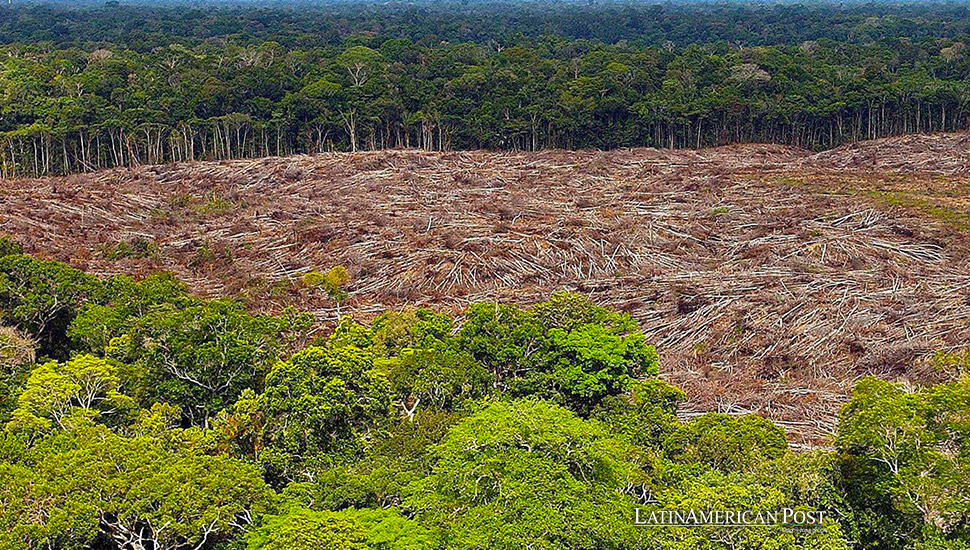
[4,133,970,443]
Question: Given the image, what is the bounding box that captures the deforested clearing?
[4,132,970,444]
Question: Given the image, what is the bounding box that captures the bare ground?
[4,132,970,444]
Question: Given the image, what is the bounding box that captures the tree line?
[1,3,970,176]
[4,2,970,51]
[0,236,968,550]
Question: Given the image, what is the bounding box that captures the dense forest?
[2,2,970,176]
[0,236,968,550]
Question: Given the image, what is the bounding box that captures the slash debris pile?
[4,133,970,444]
[807,132,970,175]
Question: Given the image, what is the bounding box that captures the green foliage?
[836,377,970,548]
[370,308,455,357]
[4,3,970,178]
[405,399,644,550]
[0,462,49,550]
[0,236,23,258]
[303,266,351,315]
[314,410,462,510]
[592,378,686,449]
[195,194,236,218]
[327,316,374,350]
[246,507,369,550]
[246,507,434,550]
[3,424,273,550]
[99,237,161,261]
[530,291,640,333]
[664,413,789,474]
[3,251,970,550]
[460,292,658,415]
[645,467,851,550]
[6,355,133,435]
[84,298,312,423]
[914,538,970,550]
[0,255,102,357]
[215,344,391,484]
[68,272,190,353]
[385,348,492,414]
[65,272,312,424]
[457,301,540,385]
[753,451,853,525]
[932,348,970,378]
[537,323,656,414]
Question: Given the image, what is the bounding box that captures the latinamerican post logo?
[635,508,828,530]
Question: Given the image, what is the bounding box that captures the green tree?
[2,423,273,550]
[7,354,133,434]
[663,413,789,474]
[384,347,491,418]
[91,299,312,424]
[0,236,22,258]
[68,272,190,354]
[837,377,970,548]
[644,467,851,550]
[370,308,455,357]
[313,409,461,510]
[246,507,435,550]
[0,255,103,358]
[247,507,369,550]
[216,344,391,484]
[593,378,686,450]
[303,266,351,318]
[459,292,658,415]
[405,399,644,550]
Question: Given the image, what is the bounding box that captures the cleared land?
[3,132,970,444]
